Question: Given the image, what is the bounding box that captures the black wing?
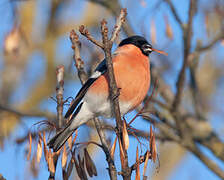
[64,59,107,118]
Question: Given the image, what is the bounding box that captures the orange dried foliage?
[122,120,129,151]
[150,20,157,44]
[151,134,157,163]
[67,135,72,151]
[143,151,150,176]
[149,125,157,162]
[164,15,173,39]
[62,145,68,169]
[27,133,32,161]
[36,138,42,163]
[72,130,78,147]
[48,150,55,174]
[43,132,49,163]
[135,147,140,180]
[110,136,118,159]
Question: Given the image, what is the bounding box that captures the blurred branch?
[0,104,55,119]
[196,30,224,52]
[190,144,224,178]
[164,0,183,29]
[172,0,198,111]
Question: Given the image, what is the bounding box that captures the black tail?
[47,126,74,152]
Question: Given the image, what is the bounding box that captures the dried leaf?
[122,120,129,151]
[164,15,173,39]
[62,145,68,170]
[36,138,42,163]
[68,135,72,151]
[143,151,150,176]
[48,149,55,174]
[152,134,157,163]
[30,156,38,177]
[84,148,97,177]
[4,26,20,54]
[110,136,117,159]
[27,133,32,161]
[67,158,74,178]
[72,153,82,179]
[78,155,88,180]
[72,130,78,147]
[135,147,140,180]
[43,132,48,163]
[221,39,224,46]
[150,19,157,44]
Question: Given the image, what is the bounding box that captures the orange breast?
[88,45,150,111]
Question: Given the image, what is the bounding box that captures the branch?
[100,10,131,179]
[79,25,104,49]
[56,65,65,127]
[0,104,55,119]
[70,30,118,180]
[196,31,224,52]
[110,9,127,42]
[190,144,224,179]
[49,65,65,180]
[70,30,88,83]
[172,0,198,111]
[130,151,151,172]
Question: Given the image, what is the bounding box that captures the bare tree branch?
[164,0,183,29]
[79,25,104,49]
[70,29,118,180]
[56,65,65,127]
[0,104,55,119]
[196,31,224,52]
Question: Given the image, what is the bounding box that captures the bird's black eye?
[141,44,152,56]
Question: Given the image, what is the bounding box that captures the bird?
[48,35,166,152]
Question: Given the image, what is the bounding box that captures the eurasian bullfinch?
[48,35,165,152]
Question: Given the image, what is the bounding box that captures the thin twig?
[110,9,127,42]
[196,31,224,52]
[79,25,104,49]
[70,30,88,83]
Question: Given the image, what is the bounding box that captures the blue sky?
[0,0,223,179]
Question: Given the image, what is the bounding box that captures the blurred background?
[0,0,224,179]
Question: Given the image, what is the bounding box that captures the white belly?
[84,92,132,118]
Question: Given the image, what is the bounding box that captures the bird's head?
[119,35,167,57]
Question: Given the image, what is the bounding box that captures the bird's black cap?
[119,35,152,56]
